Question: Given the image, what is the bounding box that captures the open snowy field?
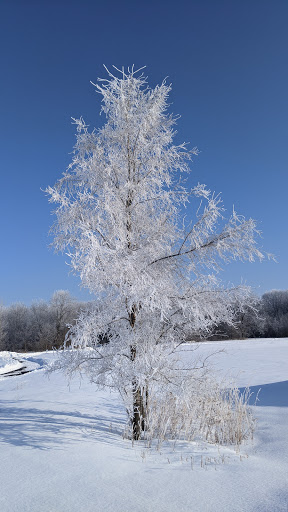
[0,338,287,512]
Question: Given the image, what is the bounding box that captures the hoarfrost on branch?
[46,66,265,441]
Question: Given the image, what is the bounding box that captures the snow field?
[0,339,287,512]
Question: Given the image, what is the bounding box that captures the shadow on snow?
[0,399,126,450]
[239,380,288,407]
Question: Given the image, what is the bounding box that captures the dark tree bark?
[132,381,145,440]
[130,305,147,440]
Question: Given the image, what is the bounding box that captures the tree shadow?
[0,399,127,450]
[239,380,288,407]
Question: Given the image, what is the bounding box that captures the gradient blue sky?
[0,0,287,305]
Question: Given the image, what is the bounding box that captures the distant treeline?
[206,290,288,341]
[0,290,90,352]
[0,289,288,353]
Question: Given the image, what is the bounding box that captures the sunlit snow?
[0,338,287,512]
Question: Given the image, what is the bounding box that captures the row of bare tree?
[0,290,89,352]
[208,290,288,340]
[0,289,287,353]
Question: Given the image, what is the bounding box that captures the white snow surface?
[0,338,287,512]
[0,352,22,374]
[0,352,42,375]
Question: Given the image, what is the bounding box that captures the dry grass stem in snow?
[123,374,256,451]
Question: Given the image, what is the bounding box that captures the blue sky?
[0,0,287,305]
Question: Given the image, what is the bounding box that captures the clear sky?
[0,0,287,305]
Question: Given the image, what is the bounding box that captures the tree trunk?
[132,381,143,440]
[132,381,148,440]
[129,306,148,440]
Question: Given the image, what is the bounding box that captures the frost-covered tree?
[0,305,7,351]
[50,290,77,347]
[261,290,288,337]
[46,67,265,440]
[5,303,31,352]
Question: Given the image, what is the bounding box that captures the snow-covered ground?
[0,352,43,376]
[0,352,23,374]
[0,338,287,512]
